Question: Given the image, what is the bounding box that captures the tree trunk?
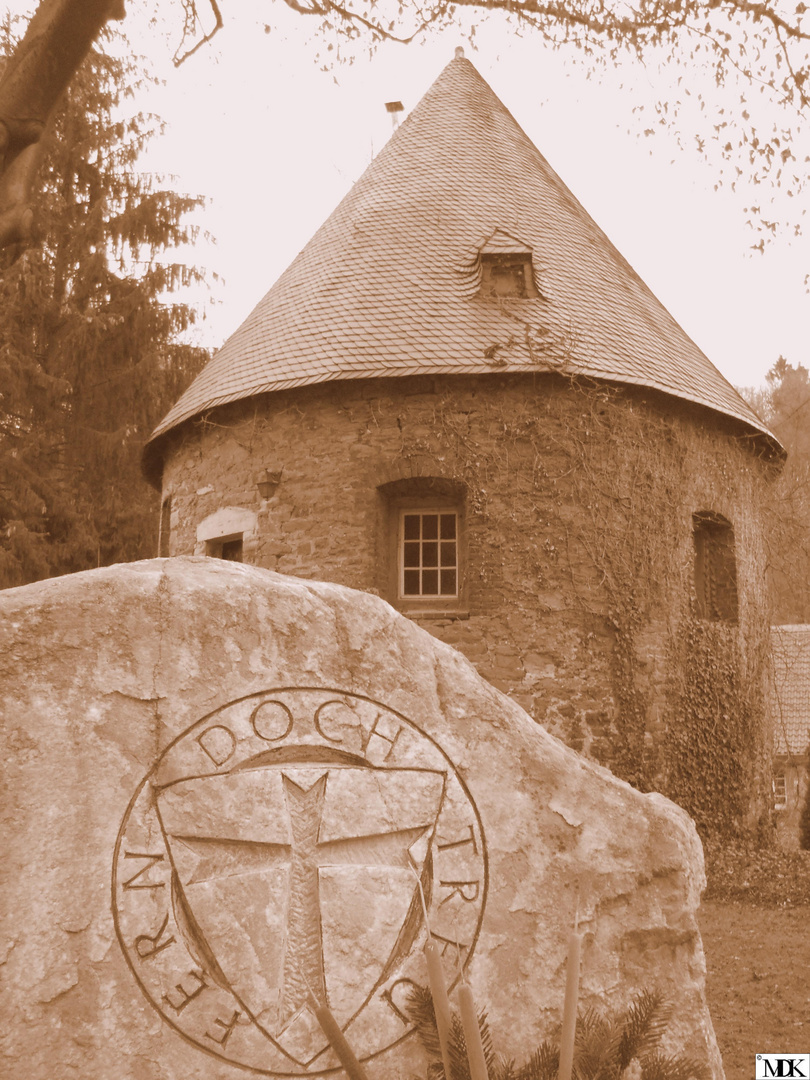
[0,0,125,247]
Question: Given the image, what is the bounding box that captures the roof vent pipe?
[385,101,404,130]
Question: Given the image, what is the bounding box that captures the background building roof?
[146,53,777,467]
[772,626,810,758]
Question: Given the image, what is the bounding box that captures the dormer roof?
[478,230,533,256]
[144,54,778,477]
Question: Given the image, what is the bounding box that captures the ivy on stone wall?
[665,619,757,835]
[166,367,775,839]
[411,375,773,838]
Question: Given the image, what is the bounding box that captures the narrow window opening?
[158,496,171,558]
[693,511,738,623]
[206,533,244,562]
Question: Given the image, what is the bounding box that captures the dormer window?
[477,230,539,298]
[480,253,536,298]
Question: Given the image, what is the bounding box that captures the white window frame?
[773,773,788,810]
[398,508,459,601]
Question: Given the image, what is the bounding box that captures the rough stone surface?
[159,373,772,791]
[1,557,722,1079]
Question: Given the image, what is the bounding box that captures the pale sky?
[8,2,810,390]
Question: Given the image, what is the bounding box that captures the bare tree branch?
[0,0,807,249]
[173,0,223,66]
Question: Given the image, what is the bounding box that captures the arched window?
[692,511,738,623]
[378,477,467,615]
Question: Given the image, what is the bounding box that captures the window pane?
[404,514,420,540]
[481,256,530,297]
[492,264,526,297]
[422,514,439,540]
[422,541,438,567]
[440,513,456,539]
[403,542,420,568]
[422,569,439,595]
[399,507,460,601]
[403,570,420,595]
[774,774,788,808]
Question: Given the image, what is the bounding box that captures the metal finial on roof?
[455,47,465,59]
[385,100,404,129]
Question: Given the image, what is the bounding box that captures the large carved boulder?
[0,558,721,1079]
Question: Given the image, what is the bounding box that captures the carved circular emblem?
[113,688,487,1075]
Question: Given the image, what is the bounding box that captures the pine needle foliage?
[0,18,208,588]
[405,984,710,1080]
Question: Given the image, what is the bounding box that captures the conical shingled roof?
[146,55,776,462]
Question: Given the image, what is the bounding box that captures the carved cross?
[170,769,428,1031]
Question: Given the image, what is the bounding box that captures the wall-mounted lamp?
[256,468,283,499]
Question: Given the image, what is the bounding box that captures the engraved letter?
[252,701,293,742]
[432,933,470,962]
[381,977,421,1024]
[364,711,402,763]
[206,1010,241,1047]
[122,851,166,891]
[197,725,236,766]
[439,880,480,905]
[133,913,176,960]
[314,700,360,744]
[162,970,207,1013]
[437,824,479,854]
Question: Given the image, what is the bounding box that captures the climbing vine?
[392,373,775,837]
[665,619,759,835]
[168,368,777,839]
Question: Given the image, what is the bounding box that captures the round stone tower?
[144,55,781,831]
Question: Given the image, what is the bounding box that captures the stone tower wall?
[157,373,773,812]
